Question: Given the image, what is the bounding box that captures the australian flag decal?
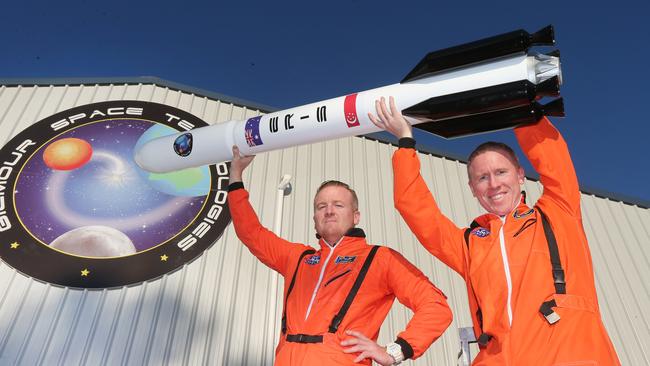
[244,116,264,147]
[471,227,490,238]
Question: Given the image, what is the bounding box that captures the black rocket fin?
[401,25,555,83]
[545,49,561,58]
[412,97,565,139]
[403,77,560,123]
[535,76,561,98]
[540,97,565,117]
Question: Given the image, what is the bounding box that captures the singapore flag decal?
[344,93,360,128]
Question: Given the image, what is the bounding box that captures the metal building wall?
[0,81,647,365]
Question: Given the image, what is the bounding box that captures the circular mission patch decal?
[0,101,231,288]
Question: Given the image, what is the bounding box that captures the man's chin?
[483,204,509,217]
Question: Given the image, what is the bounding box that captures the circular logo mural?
[0,101,230,288]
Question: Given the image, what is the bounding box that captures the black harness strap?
[463,222,491,345]
[536,206,565,324]
[282,249,316,334]
[328,245,380,333]
[536,207,566,295]
[286,334,323,344]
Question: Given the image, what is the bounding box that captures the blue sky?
[2,0,649,204]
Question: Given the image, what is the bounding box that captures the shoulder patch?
[335,255,357,264]
[471,227,491,238]
[305,255,321,265]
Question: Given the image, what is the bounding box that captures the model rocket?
[135,25,564,173]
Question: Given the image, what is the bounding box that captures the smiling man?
[370,96,620,365]
[466,142,525,217]
[227,145,452,366]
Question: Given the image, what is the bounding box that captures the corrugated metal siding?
[0,82,648,365]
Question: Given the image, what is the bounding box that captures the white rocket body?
[134,53,560,173]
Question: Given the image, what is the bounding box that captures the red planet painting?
[42,137,93,171]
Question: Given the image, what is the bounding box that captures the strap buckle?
[539,299,561,324]
[328,316,342,333]
[477,333,492,346]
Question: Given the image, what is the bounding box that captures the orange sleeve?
[228,187,310,275]
[392,147,469,276]
[385,249,453,360]
[514,117,581,216]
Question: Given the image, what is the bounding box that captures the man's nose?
[488,175,500,189]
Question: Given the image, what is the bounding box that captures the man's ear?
[468,179,477,198]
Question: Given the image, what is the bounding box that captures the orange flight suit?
[392,117,620,365]
[228,184,452,365]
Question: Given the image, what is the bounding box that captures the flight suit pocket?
[324,269,352,287]
[543,294,603,365]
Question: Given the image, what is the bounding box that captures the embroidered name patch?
[305,255,321,265]
[471,228,491,238]
[335,256,357,264]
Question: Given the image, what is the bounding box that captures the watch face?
[0,101,231,288]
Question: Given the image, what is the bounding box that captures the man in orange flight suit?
[227,145,452,366]
[369,97,620,365]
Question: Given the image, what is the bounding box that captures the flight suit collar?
[316,228,367,249]
[474,192,532,228]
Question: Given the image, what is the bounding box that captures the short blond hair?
[314,180,358,210]
[467,141,520,178]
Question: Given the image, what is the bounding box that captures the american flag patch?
[305,255,320,265]
[471,228,490,238]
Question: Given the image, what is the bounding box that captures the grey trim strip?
[0,76,278,113]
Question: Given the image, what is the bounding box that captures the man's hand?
[229,145,255,183]
[341,330,395,365]
[368,96,413,139]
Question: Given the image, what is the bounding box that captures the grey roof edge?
[1,77,646,209]
[362,132,650,210]
[0,76,278,113]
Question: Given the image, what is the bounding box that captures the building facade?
[0,79,648,365]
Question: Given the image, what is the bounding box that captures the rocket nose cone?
[133,146,147,170]
[133,141,167,173]
[133,144,155,172]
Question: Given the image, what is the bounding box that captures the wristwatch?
[385,342,404,365]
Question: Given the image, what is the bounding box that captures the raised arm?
[228,145,307,274]
[370,97,469,275]
[514,117,581,216]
